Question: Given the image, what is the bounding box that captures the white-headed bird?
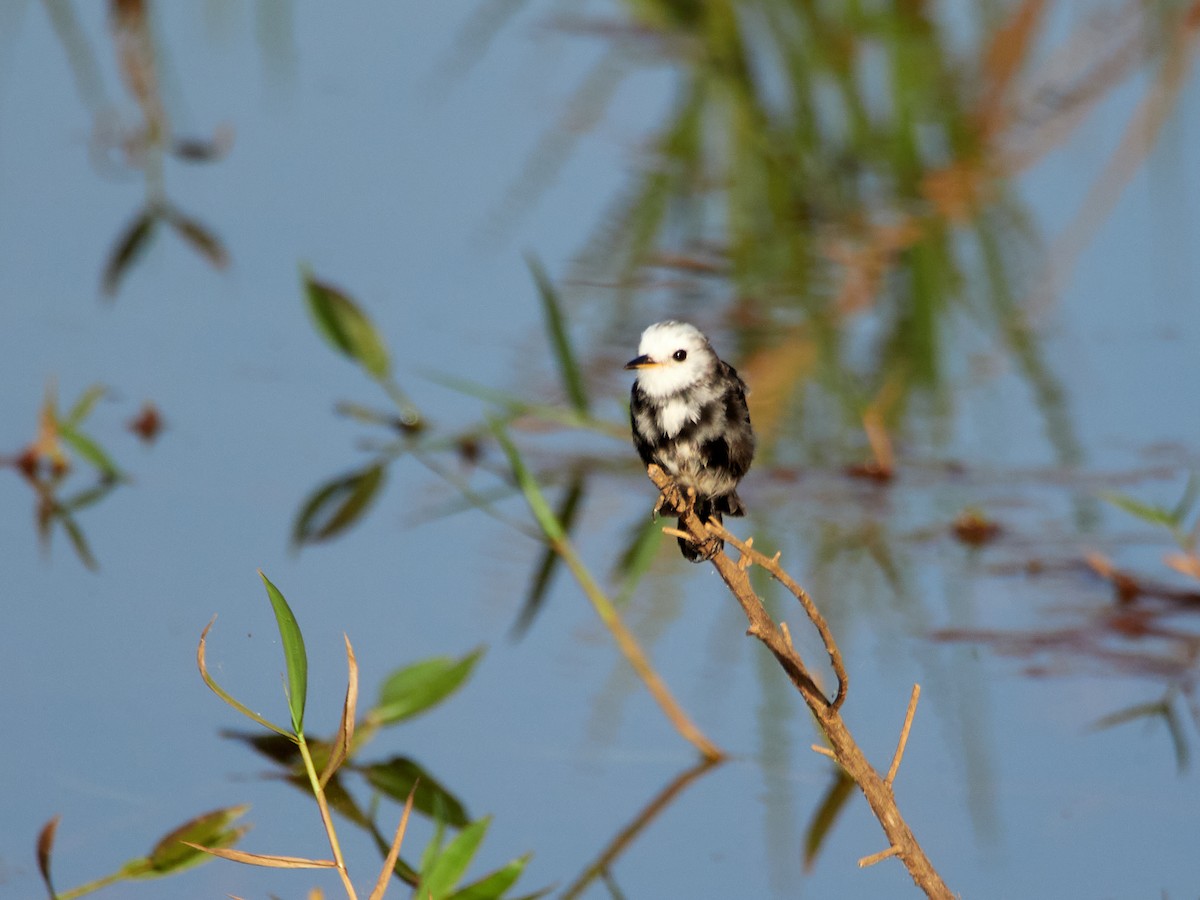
[625,321,755,561]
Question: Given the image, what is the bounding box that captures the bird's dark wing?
[629,382,659,467]
[718,360,755,480]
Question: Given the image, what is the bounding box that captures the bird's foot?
[653,481,694,520]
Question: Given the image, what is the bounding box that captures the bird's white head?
[624,321,717,399]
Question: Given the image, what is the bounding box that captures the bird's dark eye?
[672,349,688,362]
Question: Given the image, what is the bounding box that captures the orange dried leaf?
[1164,553,1200,582]
[180,842,335,869]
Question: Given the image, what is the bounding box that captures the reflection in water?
[44,0,232,296]
[1,383,158,570]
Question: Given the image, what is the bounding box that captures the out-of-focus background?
[4,2,1200,898]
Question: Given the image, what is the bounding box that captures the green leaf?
[64,384,108,426]
[447,853,532,900]
[1101,491,1179,529]
[803,768,854,872]
[613,514,664,604]
[419,817,490,899]
[512,470,586,638]
[489,422,564,542]
[58,423,124,480]
[102,207,159,297]
[162,205,229,271]
[526,253,588,414]
[57,510,100,571]
[137,806,250,877]
[302,269,391,379]
[371,648,483,726]
[363,756,470,828]
[260,571,308,734]
[291,464,387,547]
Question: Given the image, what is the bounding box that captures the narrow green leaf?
[803,768,854,872]
[302,269,391,379]
[1170,475,1199,527]
[526,253,588,414]
[447,853,532,900]
[363,756,470,828]
[419,817,490,899]
[162,206,229,270]
[291,464,387,548]
[102,207,159,297]
[61,479,120,514]
[613,514,664,604]
[371,648,483,726]
[512,470,586,638]
[57,423,124,480]
[55,507,99,571]
[1090,701,1168,731]
[260,571,308,734]
[1101,491,1178,529]
[141,806,250,876]
[64,385,108,426]
[489,422,564,541]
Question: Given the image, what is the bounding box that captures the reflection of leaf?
[57,509,99,571]
[371,649,483,726]
[1102,491,1179,529]
[527,253,588,414]
[613,514,663,603]
[292,464,387,547]
[1092,699,1189,771]
[102,208,158,297]
[36,816,59,897]
[139,806,250,876]
[302,270,392,379]
[58,423,124,480]
[163,206,229,270]
[512,470,585,639]
[64,384,108,427]
[803,768,854,872]
[363,756,470,828]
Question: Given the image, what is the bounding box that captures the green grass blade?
[419,817,490,899]
[526,253,588,414]
[291,463,387,548]
[489,421,563,541]
[512,470,586,638]
[57,423,124,481]
[64,384,108,426]
[259,571,308,734]
[447,852,532,900]
[302,268,392,379]
[371,648,483,726]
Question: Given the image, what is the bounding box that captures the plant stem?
[298,735,359,900]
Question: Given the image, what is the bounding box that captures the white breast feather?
[658,397,694,438]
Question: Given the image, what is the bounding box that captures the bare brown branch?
[645,465,952,899]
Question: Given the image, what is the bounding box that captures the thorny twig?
[646,465,951,899]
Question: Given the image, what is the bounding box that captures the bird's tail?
[678,498,723,562]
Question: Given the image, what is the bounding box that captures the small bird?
[625,321,755,562]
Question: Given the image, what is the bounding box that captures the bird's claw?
[653,481,694,519]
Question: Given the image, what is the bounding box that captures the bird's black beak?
[624,354,656,370]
